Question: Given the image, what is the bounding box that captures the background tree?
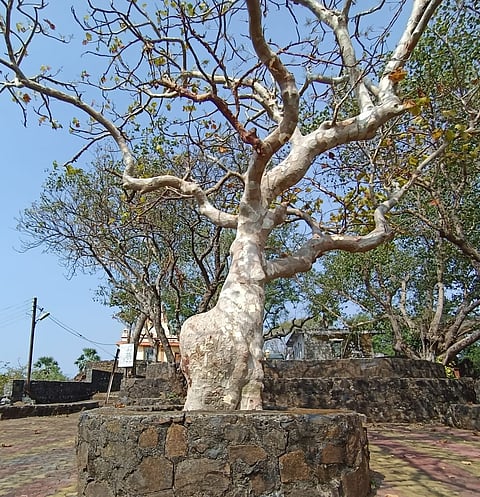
[302,0,480,366]
[459,343,480,378]
[305,235,480,363]
[75,348,101,374]
[398,0,480,364]
[18,134,236,366]
[1,0,443,410]
[32,356,68,381]
[19,132,298,367]
[0,361,26,397]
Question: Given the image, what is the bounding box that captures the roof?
[286,328,381,346]
[117,337,179,347]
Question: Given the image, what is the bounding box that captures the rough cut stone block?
[126,455,173,493]
[263,376,477,423]
[264,357,447,379]
[447,403,480,430]
[116,359,477,426]
[166,423,188,458]
[77,408,370,497]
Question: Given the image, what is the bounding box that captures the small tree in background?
[0,361,26,396]
[75,348,101,374]
[32,356,68,381]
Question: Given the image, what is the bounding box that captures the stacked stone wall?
[6,379,96,404]
[448,404,480,430]
[119,362,186,407]
[263,358,476,424]
[4,369,122,405]
[77,408,370,497]
[86,369,123,393]
[263,377,476,423]
[264,357,447,379]
[117,358,478,425]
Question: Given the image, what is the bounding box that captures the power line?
[0,300,31,314]
[47,315,117,359]
[0,300,32,329]
[0,300,119,359]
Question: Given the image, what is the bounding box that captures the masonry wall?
[77,408,371,497]
[5,369,123,404]
[118,358,478,426]
[86,369,123,393]
[263,358,477,424]
[264,357,447,379]
[7,379,97,404]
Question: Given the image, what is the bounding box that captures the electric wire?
[1,300,118,359]
[47,315,117,359]
[0,300,31,329]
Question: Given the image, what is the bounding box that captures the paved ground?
[0,414,77,497]
[368,423,480,497]
[0,413,479,497]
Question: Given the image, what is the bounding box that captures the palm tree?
[75,348,101,373]
[32,356,67,380]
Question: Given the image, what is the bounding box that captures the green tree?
[382,0,480,275]
[18,142,233,366]
[1,0,442,410]
[74,348,101,374]
[400,0,480,364]
[0,361,26,397]
[306,234,480,364]
[19,130,299,365]
[459,343,480,378]
[32,356,68,381]
[303,0,480,365]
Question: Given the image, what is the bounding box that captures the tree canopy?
[0,0,447,409]
[75,348,101,373]
[32,356,68,381]
[302,0,480,366]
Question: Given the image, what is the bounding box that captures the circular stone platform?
[77,408,370,497]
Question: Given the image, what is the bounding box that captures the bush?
[0,362,26,396]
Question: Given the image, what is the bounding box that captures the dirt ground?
[0,412,479,497]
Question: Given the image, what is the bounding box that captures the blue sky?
[0,0,124,378]
[0,104,122,378]
[0,99,123,378]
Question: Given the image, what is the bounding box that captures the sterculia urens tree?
[1,0,444,410]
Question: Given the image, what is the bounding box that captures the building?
[117,318,180,364]
[285,328,377,360]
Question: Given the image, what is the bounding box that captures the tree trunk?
[131,313,147,377]
[180,231,266,411]
[153,306,176,366]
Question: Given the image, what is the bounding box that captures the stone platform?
[77,407,370,497]
[119,358,479,426]
[0,400,99,420]
[263,358,478,425]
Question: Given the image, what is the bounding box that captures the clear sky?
[0,101,122,378]
[0,1,124,378]
[0,99,122,376]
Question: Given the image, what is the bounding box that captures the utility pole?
[24,297,38,397]
[24,297,50,401]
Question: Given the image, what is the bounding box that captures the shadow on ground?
[0,412,479,497]
[368,423,480,497]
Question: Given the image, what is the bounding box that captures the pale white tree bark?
[178,0,442,410]
[0,0,444,410]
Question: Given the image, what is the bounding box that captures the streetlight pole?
[24,297,50,400]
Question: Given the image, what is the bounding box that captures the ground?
[368,422,480,497]
[0,412,479,497]
[0,414,77,497]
